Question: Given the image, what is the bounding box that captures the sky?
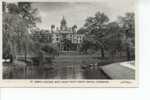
[31,0,135,30]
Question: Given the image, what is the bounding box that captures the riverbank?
[3,55,134,79]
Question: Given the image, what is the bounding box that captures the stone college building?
[32,16,84,51]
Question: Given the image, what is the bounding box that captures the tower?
[51,24,55,33]
[60,16,67,31]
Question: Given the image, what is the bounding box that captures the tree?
[3,12,28,62]
[30,41,59,65]
[41,44,58,56]
[79,38,99,54]
[118,12,135,60]
[81,12,109,57]
[104,22,122,57]
[17,2,41,28]
[77,27,87,34]
[3,2,41,62]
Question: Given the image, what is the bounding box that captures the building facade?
[31,17,84,51]
[51,17,84,51]
[31,29,52,43]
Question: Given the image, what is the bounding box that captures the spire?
[60,16,67,30]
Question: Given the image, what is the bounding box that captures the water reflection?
[3,63,110,79]
[54,65,84,79]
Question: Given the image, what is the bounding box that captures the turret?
[60,16,67,30]
[72,25,77,33]
[51,24,55,33]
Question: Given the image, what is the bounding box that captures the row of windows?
[73,39,82,43]
[54,37,82,41]
[69,35,82,39]
[55,37,82,43]
[55,34,83,39]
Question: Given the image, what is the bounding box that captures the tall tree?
[104,22,122,57]
[3,2,41,62]
[118,12,135,60]
[82,12,109,57]
[3,12,28,62]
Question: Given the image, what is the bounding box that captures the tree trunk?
[101,47,105,58]
[24,45,27,63]
[126,46,131,61]
[10,54,13,63]
[25,50,27,62]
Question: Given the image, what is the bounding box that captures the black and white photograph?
[1,0,136,86]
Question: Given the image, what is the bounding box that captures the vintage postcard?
[0,0,138,87]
